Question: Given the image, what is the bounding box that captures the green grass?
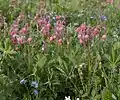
[0,0,120,100]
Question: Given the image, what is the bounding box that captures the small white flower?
[42,47,44,51]
[65,96,71,100]
[76,98,79,100]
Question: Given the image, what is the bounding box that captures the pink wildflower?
[80,24,87,31]
[17,37,24,44]
[93,28,99,36]
[27,38,32,44]
[11,38,17,44]
[56,16,61,20]
[54,20,64,39]
[20,27,27,34]
[53,35,57,39]
[10,31,17,35]
[76,24,102,45]
[79,39,83,44]
[58,39,63,45]
[49,36,54,42]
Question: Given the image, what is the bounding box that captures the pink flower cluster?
[35,15,65,45]
[76,24,106,45]
[9,13,32,45]
[76,24,98,44]
[36,16,51,37]
[50,19,65,45]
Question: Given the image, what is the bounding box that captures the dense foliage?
[0,0,120,100]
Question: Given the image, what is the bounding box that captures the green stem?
[88,44,92,72]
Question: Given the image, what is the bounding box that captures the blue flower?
[20,79,26,84]
[100,15,107,21]
[31,81,38,88]
[33,89,38,95]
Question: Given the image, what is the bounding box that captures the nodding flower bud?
[20,27,27,34]
[11,38,17,44]
[58,39,63,45]
[27,38,32,44]
[53,35,56,39]
[49,36,54,42]
[85,35,89,39]
[93,28,99,36]
[76,24,87,33]
[84,35,89,41]
[56,16,61,20]
[46,23,51,28]
[17,37,24,44]
[102,34,107,41]
[80,24,87,31]
[76,27,81,33]
[79,39,83,44]
[10,31,17,35]
[78,34,81,39]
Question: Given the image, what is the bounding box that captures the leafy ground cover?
[0,0,120,100]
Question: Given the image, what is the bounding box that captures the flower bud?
[102,34,107,41]
[49,36,54,42]
[58,39,62,45]
[27,38,32,44]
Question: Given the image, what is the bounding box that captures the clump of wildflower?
[76,24,101,45]
[9,13,32,45]
[35,15,51,37]
[51,16,65,45]
[35,14,65,45]
[54,20,64,38]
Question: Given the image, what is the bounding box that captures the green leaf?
[104,54,111,63]
[5,38,10,51]
[102,88,112,100]
[82,93,89,98]
[0,47,4,52]
[36,55,47,69]
[6,50,17,55]
[113,42,120,50]
[112,94,117,100]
